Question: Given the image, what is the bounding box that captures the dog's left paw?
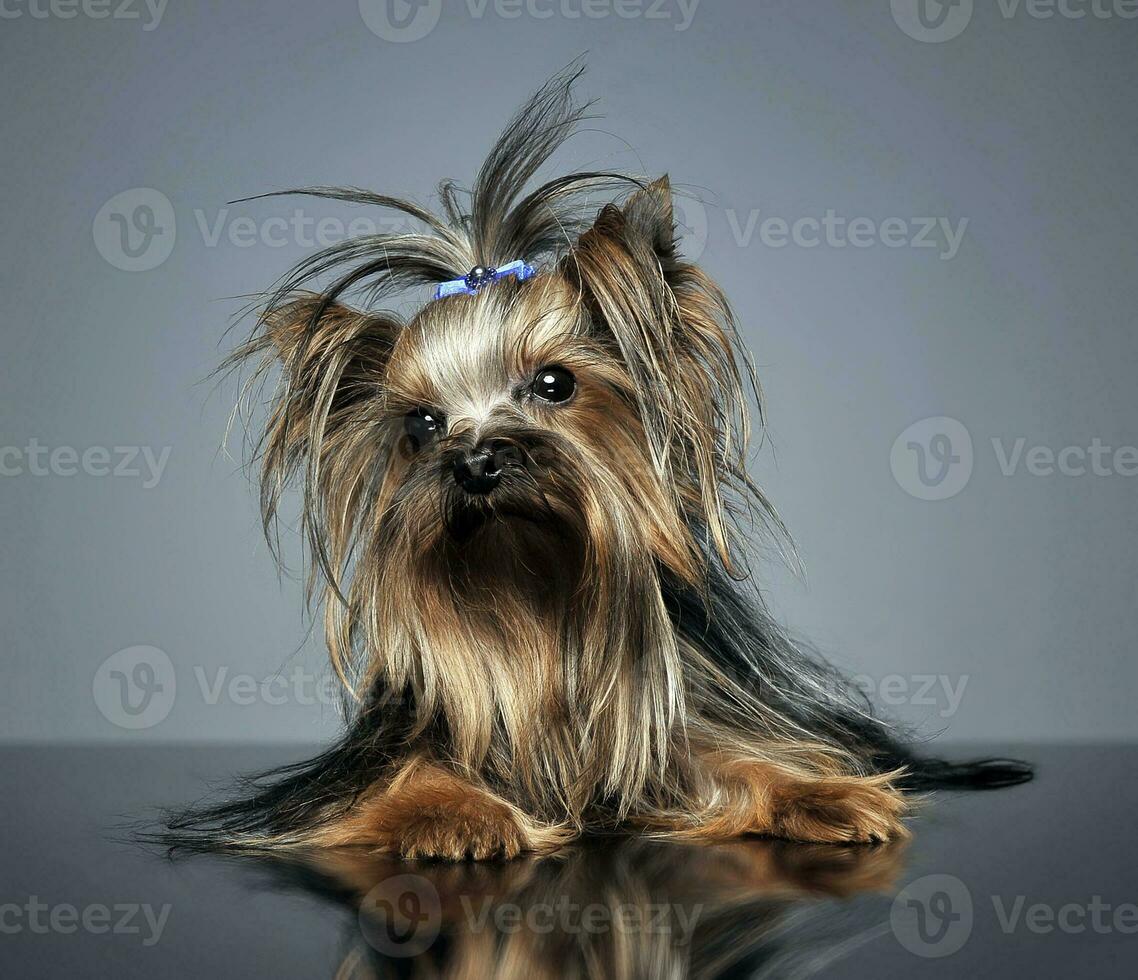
[770,776,910,844]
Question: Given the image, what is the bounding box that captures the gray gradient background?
[1,0,1135,744]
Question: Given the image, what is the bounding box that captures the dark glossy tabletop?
[2,744,1134,978]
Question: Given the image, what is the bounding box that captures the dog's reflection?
[226,837,906,979]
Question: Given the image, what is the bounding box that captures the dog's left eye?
[404,408,445,451]
[532,366,575,403]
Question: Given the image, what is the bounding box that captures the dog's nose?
[453,440,515,495]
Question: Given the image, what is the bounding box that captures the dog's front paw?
[316,760,572,859]
[770,776,909,844]
[394,797,527,861]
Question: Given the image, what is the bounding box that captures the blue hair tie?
[434,259,536,299]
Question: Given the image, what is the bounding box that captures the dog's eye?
[404,408,445,451]
[532,366,575,403]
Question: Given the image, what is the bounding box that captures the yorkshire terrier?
[171,66,1030,860]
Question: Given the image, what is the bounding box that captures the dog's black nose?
[453,440,515,495]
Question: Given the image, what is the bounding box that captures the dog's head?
[351,190,747,572]
[232,68,773,798]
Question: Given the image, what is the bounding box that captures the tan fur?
[229,176,910,859]
[643,748,910,845]
[312,759,573,859]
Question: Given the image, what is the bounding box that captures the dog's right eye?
[404,408,445,451]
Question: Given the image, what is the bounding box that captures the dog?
[170,66,1030,861]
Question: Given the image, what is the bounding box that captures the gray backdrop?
[2,0,1135,744]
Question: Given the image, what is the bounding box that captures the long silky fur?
[166,63,1030,851]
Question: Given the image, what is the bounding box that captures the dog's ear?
[261,295,398,376]
[566,178,760,577]
[233,294,401,584]
[575,176,680,283]
[618,175,681,273]
[255,295,400,459]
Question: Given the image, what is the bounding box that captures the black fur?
[665,557,1032,793]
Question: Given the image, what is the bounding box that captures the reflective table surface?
[2,744,1134,978]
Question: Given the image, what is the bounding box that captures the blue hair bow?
[434,260,536,300]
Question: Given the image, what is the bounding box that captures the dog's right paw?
[393,796,528,861]
[311,760,573,860]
